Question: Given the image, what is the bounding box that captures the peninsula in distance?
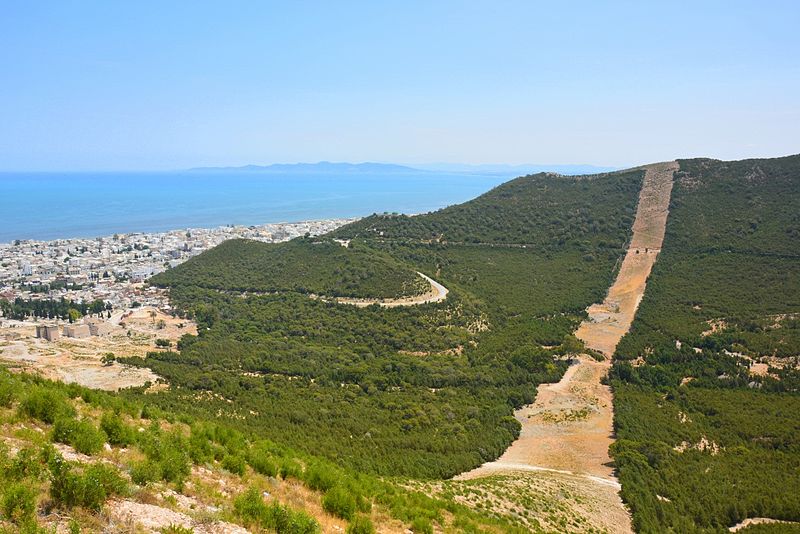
[1,2,798,534]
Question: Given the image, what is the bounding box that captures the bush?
[221,454,246,476]
[158,446,190,485]
[7,447,46,481]
[303,463,338,492]
[233,487,267,525]
[130,459,162,486]
[138,426,190,485]
[279,459,302,480]
[48,454,127,510]
[266,501,320,534]
[346,515,376,534]
[0,376,17,407]
[100,412,136,447]
[1,482,37,524]
[234,487,320,534]
[322,486,357,520]
[247,448,278,477]
[20,389,75,424]
[410,517,433,534]
[188,430,216,464]
[53,417,107,455]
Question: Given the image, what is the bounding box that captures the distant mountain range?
[190,161,618,176]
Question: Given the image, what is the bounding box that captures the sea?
[0,171,513,243]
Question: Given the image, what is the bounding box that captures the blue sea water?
[0,171,511,243]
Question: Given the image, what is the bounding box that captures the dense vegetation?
[332,170,643,249]
[0,297,111,321]
[151,237,427,299]
[0,368,524,533]
[610,155,800,533]
[128,169,643,480]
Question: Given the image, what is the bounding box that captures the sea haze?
[0,170,510,243]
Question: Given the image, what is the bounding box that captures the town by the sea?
[0,169,511,243]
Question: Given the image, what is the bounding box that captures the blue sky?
[1,1,798,170]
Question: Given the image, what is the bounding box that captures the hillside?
[333,169,642,247]
[610,155,800,533]
[151,237,428,299]
[0,368,522,533]
[129,168,644,486]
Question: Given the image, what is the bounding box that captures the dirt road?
[454,162,678,533]
[330,272,448,307]
[575,161,677,355]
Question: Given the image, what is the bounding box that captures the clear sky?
[1,1,798,171]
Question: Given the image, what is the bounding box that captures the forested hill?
[610,154,800,533]
[131,166,645,485]
[331,169,644,248]
[150,237,428,299]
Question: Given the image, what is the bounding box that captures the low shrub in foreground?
[322,486,357,520]
[1,482,37,524]
[234,487,320,534]
[48,454,127,510]
[20,389,75,424]
[53,417,107,455]
[346,515,376,534]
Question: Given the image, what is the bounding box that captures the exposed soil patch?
[575,162,677,356]
[420,471,631,533]
[453,162,678,534]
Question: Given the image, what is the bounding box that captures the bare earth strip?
[454,162,678,534]
[575,161,677,355]
[329,271,448,307]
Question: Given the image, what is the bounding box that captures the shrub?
[410,517,433,534]
[233,487,267,526]
[221,454,246,476]
[265,501,320,534]
[247,447,278,477]
[0,376,17,407]
[100,412,136,447]
[160,526,193,534]
[158,446,190,485]
[234,487,320,534]
[7,447,45,481]
[279,459,302,480]
[48,454,127,510]
[20,389,74,424]
[346,515,376,534]
[138,426,190,485]
[322,486,357,520]
[1,482,37,524]
[53,417,107,455]
[130,459,162,486]
[303,463,338,492]
[188,431,216,464]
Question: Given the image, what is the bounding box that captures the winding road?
[330,271,448,308]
